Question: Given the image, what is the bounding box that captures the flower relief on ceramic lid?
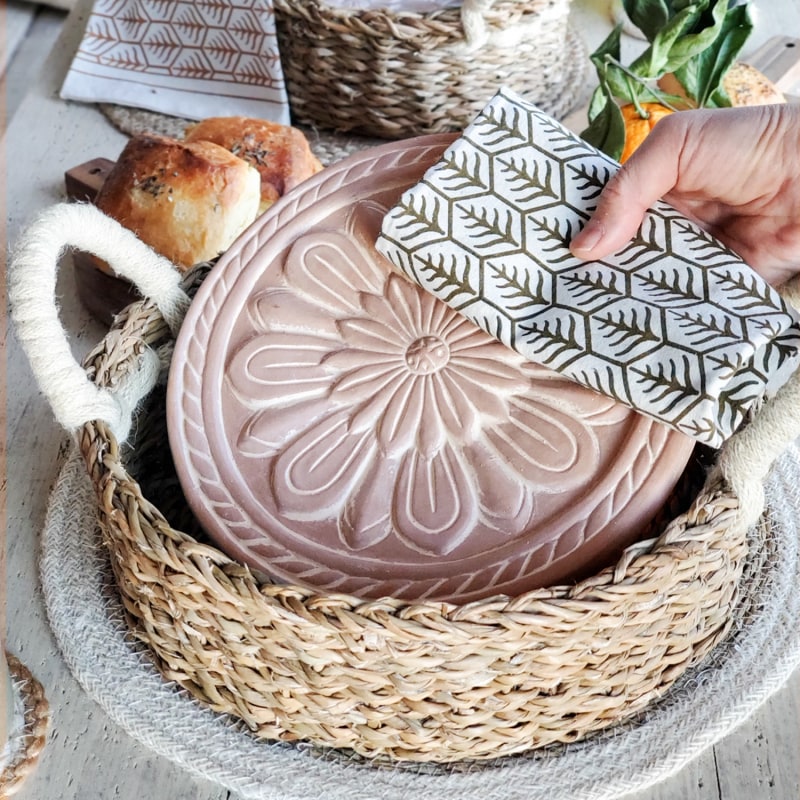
[221,196,657,596]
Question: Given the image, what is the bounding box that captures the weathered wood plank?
[4,5,67,121]
[1,1,37,76]
[714,676,800,800]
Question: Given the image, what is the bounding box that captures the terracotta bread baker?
[184,116,324,212]
[94,133,261,269]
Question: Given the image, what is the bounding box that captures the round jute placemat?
[40,441,800,800]
[0,655,49,798]
[98,26,590,166]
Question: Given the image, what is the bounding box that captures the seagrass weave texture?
[272,0,581,137]
[0,655,49,798]
[72,276,750,763]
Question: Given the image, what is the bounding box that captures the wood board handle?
[64,157,115,203]
[748,36,800,102]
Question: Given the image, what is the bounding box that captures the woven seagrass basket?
[12,202,800,765]
[272,0,582,137]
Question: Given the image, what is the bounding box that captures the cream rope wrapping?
[9,203,190,442]
[460,0,494,47]
[713,365,800,529]
[459,0,563,50]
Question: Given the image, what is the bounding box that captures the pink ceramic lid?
[167,135,696,602]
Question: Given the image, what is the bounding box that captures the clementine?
[619,103,675,163]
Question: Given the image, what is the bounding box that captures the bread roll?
[184,117,323,212]
[723,62,786,107]
[95,133,261,269]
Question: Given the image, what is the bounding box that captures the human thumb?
[570,120,682,261]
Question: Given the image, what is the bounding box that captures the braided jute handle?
[9,203,191,443]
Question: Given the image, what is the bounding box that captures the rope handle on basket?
[9,203,191,443]
[9,204,800,531]
[460,0,494,47]
[459,0,563,50]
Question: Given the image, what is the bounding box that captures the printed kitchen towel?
[61,0,290,124]
[376,87,800,448]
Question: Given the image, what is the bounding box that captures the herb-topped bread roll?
[184,117,323,212]
[95,133,261,269]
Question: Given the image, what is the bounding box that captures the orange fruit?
[619,103,675,163]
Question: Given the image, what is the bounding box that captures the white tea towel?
[377,87,800,448]
[61,0,290,124]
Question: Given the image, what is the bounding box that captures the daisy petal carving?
[416,380,447,458]
[429,373,480,442]
[284,232,384,314]
[463,440,536,535]
[484,395,598,490]
[393,444,478,556]
[228,333,333,406]
[336,316,408,355]
[377,375,425,457]
[250,288,339,338]
[272,409,375,518]
[339,454,396,551]
[238,397,333,456]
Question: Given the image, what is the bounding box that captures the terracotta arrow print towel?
[61,0,289,123]
[376,87,800,448]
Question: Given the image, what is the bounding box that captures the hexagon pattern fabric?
[377,88,800,448]
[61,0,289,123]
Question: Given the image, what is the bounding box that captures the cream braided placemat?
[39,441,800,800]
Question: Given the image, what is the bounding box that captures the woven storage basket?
[11,202,800,765]
[272,0,580,138]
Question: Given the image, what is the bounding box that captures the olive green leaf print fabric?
[377,87,800,448]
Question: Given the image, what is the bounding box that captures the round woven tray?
[11,197,800,765]
[40,439,800,799]
[271,0,580,138]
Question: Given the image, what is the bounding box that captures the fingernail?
[571,219,604,255]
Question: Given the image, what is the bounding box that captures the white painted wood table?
[3,1,799,798]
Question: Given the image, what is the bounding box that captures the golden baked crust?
[95,133,261,269]
[723,62,786,107]
[184,117,323,212]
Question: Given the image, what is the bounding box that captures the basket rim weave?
[272,0,561,35]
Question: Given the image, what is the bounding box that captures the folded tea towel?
[60,0,290,124]
[377,87,800,448]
